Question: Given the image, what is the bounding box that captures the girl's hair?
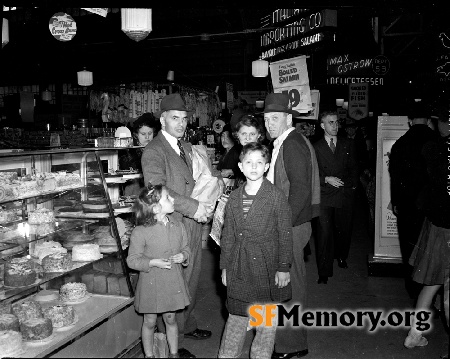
[133,184,164,226]
[233,114,264,143]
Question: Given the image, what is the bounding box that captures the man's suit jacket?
[141,132,198,222]
[313,136,359,209]
[273,130,316,227]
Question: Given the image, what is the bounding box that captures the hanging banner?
[226,83,234,111]
[348,82,368,120]
[82,8,108,17]
[269,56,312,113]
[297,90,320,120]
[49,12,77,41]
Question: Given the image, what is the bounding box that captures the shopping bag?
[209,195,229,246]
[153,332,169,358]
[191,145,225,215]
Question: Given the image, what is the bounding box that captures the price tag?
[49,134,61,147]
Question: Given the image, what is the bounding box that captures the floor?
[133,190,449,359]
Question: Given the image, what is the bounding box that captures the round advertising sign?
[49,12,77,41]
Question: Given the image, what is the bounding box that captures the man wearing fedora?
[141,93,212,358]
[264,93,320,359]
[313,111,359,285]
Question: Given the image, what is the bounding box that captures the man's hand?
[275,272,290,288]
[325,176,344,188]
[193,203,208,223]
[220,169,234,178]
[149,258,172,269]
[169,253,185,264]
[221,269,227,286]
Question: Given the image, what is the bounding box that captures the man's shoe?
[337,259,348,269]
[178,348,196,358]
[184,328,212,340]
[272,349,308,358]
[317,276,328,284]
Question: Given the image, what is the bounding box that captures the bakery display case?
[0,148,143,358]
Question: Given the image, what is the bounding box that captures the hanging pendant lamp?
[121,9,152,42]
[2,19,9,48]
[77,68,93,86]
[252,58,269,77]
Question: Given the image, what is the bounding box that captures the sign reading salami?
[348,82,369,120]
[269,56,312,113]
[49,12,77,42]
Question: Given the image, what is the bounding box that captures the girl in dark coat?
[127,184,190,358]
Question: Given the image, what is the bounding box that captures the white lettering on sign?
[338,59,373,74]
[260,33,324,60]
[327,77,384,86]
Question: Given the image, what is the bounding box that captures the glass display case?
[0,147,143,358]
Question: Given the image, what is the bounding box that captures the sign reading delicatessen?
[327,53,390,86]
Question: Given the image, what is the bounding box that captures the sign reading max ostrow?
[269,56,312,113]
[49,12,77,41]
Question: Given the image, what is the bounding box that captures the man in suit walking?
[313,111,359,284]
[264,93,320,359]
[141,93,212,358]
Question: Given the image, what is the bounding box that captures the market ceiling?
[1,3,448,91]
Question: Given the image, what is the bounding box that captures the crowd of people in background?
[121,92,448,358]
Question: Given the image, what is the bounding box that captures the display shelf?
[19,294,133,358]
[0,185,84,206]
[0,252,119,302]
[0,219,99,255]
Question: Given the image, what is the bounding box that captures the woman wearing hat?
[119,113,160,196]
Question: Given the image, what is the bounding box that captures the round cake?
[60,282,87,302]
[43,305,75,328]
[20,317,53,341]
[34,241,67,263]
[72,243,101,262]
[0,314,19,332]
[12,301,43,323]
[4,257,36,287]
[28,208,55,224]
[0,330,23,357]
[42,252,72,272]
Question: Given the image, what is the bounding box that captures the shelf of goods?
[0,148,143,358]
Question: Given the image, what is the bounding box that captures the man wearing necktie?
[313,111,359,285]
[141,93,212,358]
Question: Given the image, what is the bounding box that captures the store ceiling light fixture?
[2,18,8,48]
[252,57,269,77]
[121,8,152,42]
[77,68,93,86]
[42,89,52,101]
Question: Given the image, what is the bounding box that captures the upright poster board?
[368,116,409,272]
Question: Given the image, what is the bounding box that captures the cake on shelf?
[0,208,20,224]
[0,330,23,357]
[60,282,88,302]
[28,208,55,224]
[12,301,43,323]
[4,257,36,287]
[0,172,18,182]
[34,290,59,302]
[42,252,72,272]
[54,172,82,189]
[34,241,67,263]
[0,226,21,242]
[61,231,95,250]
[20,317,53,341]
[43,304,75,328]
[72,243,102,262]
[0,303,12,315]
[0,314,20,332]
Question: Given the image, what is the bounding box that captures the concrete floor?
[136,191,449,358]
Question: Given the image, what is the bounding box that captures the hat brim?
[153,108,195,118]
[258,109,302,117]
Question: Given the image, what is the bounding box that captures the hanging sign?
[269,55,312,113]
[348,82,369,120]
[297,90,320,120]
[81,8,108,17]
[226,83,234,111]
[49,12,77,41]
